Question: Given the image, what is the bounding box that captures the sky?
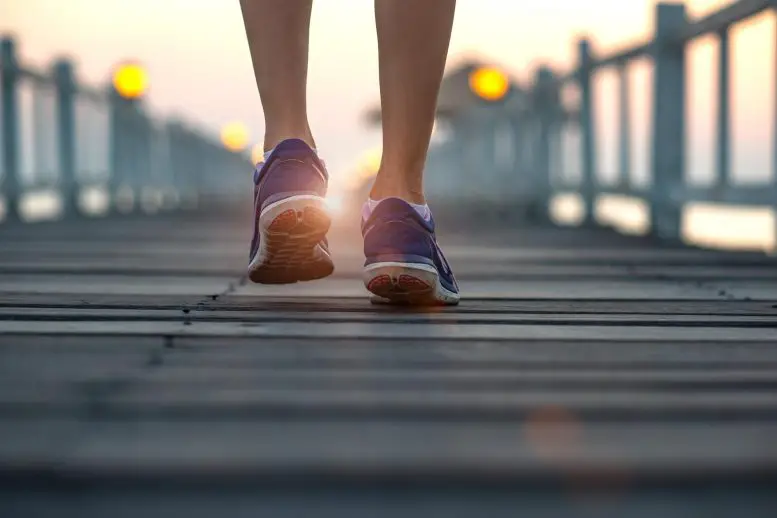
[1,0,774,183]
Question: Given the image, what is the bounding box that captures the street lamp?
[220,122,249,152]
[112,61,149,99]
[251,143,264,164]
[468,66,509,102]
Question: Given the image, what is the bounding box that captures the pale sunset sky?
[1,0,774,183]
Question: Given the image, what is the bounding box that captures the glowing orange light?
[220,122,250,152]
[251,143,264,164]
[468,66,509,101]
[112,62,149,99]
[360,148,382,173]
[524,405,582,462]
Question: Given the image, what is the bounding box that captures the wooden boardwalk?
[1,210,777,517]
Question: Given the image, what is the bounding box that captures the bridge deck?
[1,212,776,517]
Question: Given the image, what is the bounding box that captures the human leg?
[361,0,460,305]
[241,0,332,284]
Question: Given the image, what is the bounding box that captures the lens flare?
[112,62,149,99]
[469,66,509,101]
[220,122,250,152]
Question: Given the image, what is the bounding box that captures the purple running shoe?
[248,139,333,284]
[362,197,459,305]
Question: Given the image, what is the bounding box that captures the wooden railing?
[0,36,251,222]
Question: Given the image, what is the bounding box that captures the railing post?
[109,89,142,213]
[108,88,124,213]
[716,27,731,190]
[136,112,152,211]
[1,37,22,222]
[528,66,555,222]
[650,2,687,241]
[53,58,79,217]
[617,63,632,189]
[577,38,596,225]
[473,109,496,215]
[773,14,776,251]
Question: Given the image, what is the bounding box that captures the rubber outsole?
[248,195,333,284]
[363,261,460,306]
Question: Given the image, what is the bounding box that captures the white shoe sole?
[248,195,333,284]
[363,261,460,306]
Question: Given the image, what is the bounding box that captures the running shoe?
[362,197,459,305]
[247,139,333,284]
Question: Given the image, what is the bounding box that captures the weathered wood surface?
[1,212,776,517]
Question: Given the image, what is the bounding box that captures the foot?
[361,198,459,305]
[248,139,333,284]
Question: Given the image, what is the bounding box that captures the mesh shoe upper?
[249,139,328,261]
[361,198,458,293]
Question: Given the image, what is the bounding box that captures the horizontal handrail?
[674,0,774,41]
[558,0,773,83]
[422,0,775,247]
[1,35,251,223]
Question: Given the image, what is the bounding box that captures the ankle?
[369,190,426,206]
[263,141,319,162]
[263,128,315,152]
[364,195,431,222]
[369,179,425,205]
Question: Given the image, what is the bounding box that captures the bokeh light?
[524,405,581,463]
[361,148,382,173]
[220,122,250,152]
[468,66,509,101]
[251,143,264,164]
[112,62,149,99]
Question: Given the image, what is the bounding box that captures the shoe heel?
[364,262,438,301]
[248,195,333,284]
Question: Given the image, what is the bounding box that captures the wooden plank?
[209,298,777,315]
[3,364,776,388]
[230,279,727,300]
[0,293,204,309]
[1,243,772,266]
[2,307,777,327]
[3,386,776,421]
[2,420,776,473]
[0,275,235,296]
[0,336,164,355]
[2,488,775,518]
[2,295,775,315]
[101,388,777,421]
[125,367,777,388]
[2,320,777,341]
[1,262,776,281]
[4,336,777,368]
[0,321,189,335]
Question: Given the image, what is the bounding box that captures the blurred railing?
[0,36,251,223]
[427,0,776,242]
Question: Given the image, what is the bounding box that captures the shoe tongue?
[368,197,433,230]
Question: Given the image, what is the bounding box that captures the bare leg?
[371,0,456,204]
[239,0,315,151]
